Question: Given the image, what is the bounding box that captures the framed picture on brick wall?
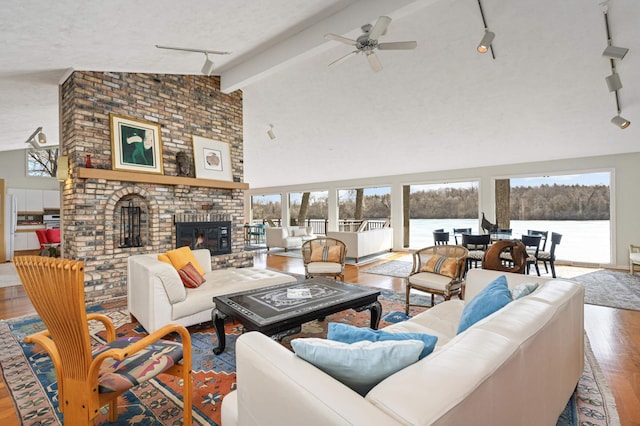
[192,136,232,181]
[110,114,164,174]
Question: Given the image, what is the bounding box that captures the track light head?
[267,124,276,140]
[605,73,623,92]
[477,31,495,53]
[37,132,46,144]
[611,115,630,129]
[602,45,628,60]
[201,53,215,76]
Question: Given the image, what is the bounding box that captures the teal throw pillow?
[327,322,438,359]
[511,282,540,299]
[457,275,512,334]
[291,338,424,395]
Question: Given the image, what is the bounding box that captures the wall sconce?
[56,155,69,181]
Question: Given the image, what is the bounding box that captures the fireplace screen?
[175,220,231,255]
[120,201,142,248]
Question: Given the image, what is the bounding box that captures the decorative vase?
[85,154,92,168]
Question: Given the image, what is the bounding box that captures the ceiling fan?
[324,16,417,72]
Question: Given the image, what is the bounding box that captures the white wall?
[0,149,60,190]
[246,152,640,269]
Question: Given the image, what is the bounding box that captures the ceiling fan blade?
[378,41,417,50]
[328,51,359,67]
[366,52,383,72]
[324,33,358,46]
[368,16,392,41]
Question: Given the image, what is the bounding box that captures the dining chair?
[301,237,347,281]
[405,245,468,313]
[535,232,562,278]
[13,256,193,425]
[453,228,472,245]
[433,231,450,245]
[461,233,491,271]
[528,230,549,271]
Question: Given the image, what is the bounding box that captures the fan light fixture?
[601,2,631,129]
[267,124,276,140]
[25,126,46,150]
[476,0,495,58]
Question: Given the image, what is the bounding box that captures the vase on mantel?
[85,154,92,168]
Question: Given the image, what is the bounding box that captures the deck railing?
[255,218,388,235]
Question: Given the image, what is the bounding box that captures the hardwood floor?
[1,252,639,425]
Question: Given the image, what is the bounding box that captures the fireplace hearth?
[174,214,232,256]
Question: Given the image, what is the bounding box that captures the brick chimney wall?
[59,72,251,302]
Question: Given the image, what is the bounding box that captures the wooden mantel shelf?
[76,167,249,190]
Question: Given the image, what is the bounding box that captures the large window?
[338,186,390,230]
[407,181,479,248]
[250,194,281,225]
[27,147,59,177]
[509,172,611,264]
[289,191,328,233]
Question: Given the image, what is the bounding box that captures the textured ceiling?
[1,0,639,188]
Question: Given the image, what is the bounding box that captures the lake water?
[408,219,610,265]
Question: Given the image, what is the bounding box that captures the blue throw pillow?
[291,338,424,396]
[457,275,512,334]
[328,322,438,360]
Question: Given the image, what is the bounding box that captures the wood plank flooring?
[1,252,639,425]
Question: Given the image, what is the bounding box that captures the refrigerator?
[4,195,17,261]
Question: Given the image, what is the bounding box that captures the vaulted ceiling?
[2,0,638,188]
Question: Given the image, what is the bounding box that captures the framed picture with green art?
[110,114,164,174]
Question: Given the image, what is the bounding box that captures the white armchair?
[630,244,640,274]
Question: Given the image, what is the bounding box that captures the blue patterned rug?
[0,292,618,425]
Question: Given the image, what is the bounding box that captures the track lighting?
[611,115,630,129]
[201,53,215,76]
[267,124,276,140]
[476,0,495,58]
[477,31,495,54]
[25,126,46,150]
[605,73,622,92]
[602,45,628,60]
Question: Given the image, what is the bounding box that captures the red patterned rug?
[0,291,618,425]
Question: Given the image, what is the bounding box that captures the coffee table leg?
[354,300,382,329]
[212,309,226,355]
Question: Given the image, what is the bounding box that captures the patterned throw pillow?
[420,254,458,278]
[310,245,341,263]
[178,262,206,288]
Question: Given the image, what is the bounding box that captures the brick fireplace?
[59,71,250,302]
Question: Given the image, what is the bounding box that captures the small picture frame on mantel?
[192,136,233,181]
[110,114,164,174]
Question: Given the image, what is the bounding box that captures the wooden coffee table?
[211,277,381,354]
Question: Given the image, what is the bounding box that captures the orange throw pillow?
[165,246,205,275]
[421,254,458,278]
[310,245,341,263]
[178,262,206,288]
[157,254,172,264]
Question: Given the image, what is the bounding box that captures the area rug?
[360,259,413,277]
[571,269,640,311]
[268,248,395,266]
[0,293,618,425]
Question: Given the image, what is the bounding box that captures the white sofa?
[326,227,393,262]
[127,249,297,333]
[221,269,584,425]
[265,226,316,251]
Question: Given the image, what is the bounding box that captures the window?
[338,186,391,230]
[250,194,281,225]
[27,147,59,177]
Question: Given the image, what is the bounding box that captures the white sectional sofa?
[326,227,393,262]
[265,226,316,251]
[221,269,584,425]
[127,249,297,333]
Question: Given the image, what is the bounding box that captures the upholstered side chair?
[301,237,347,281]
[405,245,468,314]
[14,256,193,425]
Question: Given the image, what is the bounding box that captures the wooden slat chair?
[13,256,193,425]
[405,245,468,314]
[302,237,347,281]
